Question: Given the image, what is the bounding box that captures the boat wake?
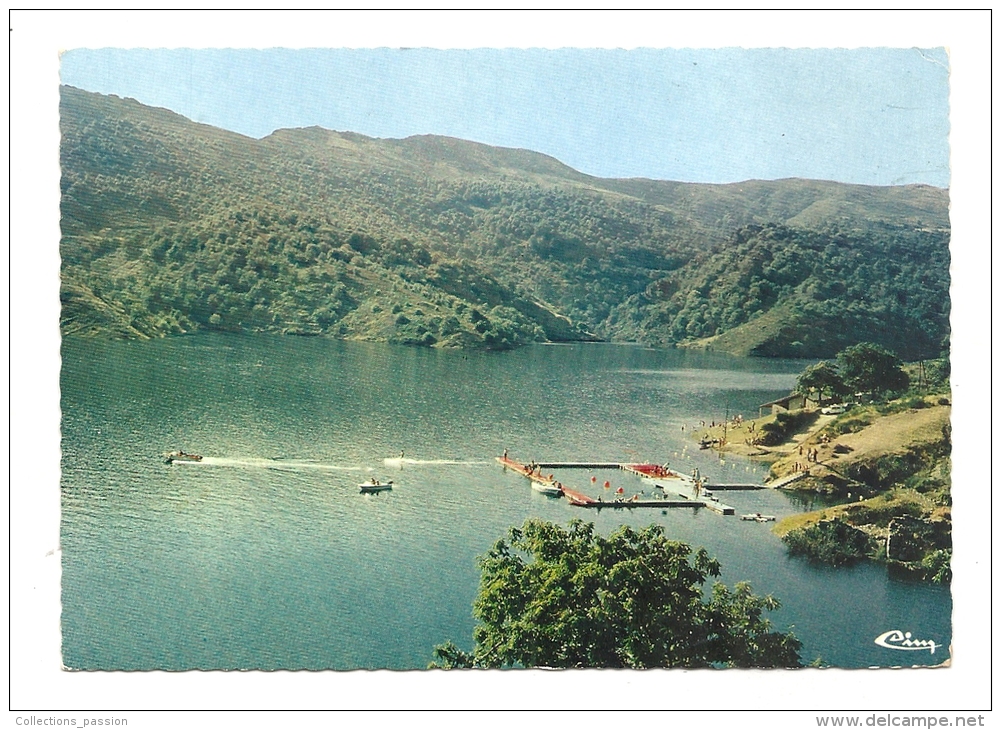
[383,457,491,467]
[195,457,369,472]
[170,455,487,471]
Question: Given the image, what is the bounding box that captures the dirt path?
[825,406,949,461]
[771,404,950,485]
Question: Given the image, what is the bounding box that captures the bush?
[842,499,924,528]
[921,549,952,584]
[758,410,819,445]
[827,414,872,436]
[783,518,876,566]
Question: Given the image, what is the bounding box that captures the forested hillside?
[60,86,950,357]
[610,222,950,359]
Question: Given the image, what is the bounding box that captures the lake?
[60,335,951,669]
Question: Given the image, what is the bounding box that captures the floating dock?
[561,485,705,509]
[527,461,763,491]
[620,463,694,483]
[653,480,736,515]
[497,456,566,490]
[622,463,764,492]
[535,461,621,470]
[499,456,737,514]
[559,486,596,505]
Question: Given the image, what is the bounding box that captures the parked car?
[821,404,846,415]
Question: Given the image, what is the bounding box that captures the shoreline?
[689,397,952,582]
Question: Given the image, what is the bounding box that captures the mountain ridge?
[59,86,950,359]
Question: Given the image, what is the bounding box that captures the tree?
[837,342,909,397]
[796,360,846,403]
[429,519,802,669]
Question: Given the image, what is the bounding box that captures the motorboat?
[165,451,203,464]
[359,479,394,493]
[531,481,564,497]
[741,513,776,522]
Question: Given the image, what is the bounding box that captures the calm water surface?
[60,335,951,669]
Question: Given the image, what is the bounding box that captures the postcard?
[10,9,991,716]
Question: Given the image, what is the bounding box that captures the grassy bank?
[694,393,952,582]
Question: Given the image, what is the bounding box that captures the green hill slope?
[59,86,950,357]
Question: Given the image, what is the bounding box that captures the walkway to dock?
[764,471,809,489]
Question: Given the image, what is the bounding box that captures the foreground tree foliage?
[430,519,802,669]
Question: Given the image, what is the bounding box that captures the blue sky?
[60,47,950,188]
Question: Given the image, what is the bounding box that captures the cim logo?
[874,629,940,654]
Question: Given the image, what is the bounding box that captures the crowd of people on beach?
[687,413,756,449]
[688,411,836,480]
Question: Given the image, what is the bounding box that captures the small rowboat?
[360,480,393,493]
[741,513,776,522]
